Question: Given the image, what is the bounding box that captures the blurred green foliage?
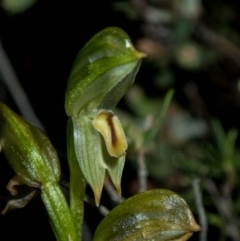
[1,0,38,14]
[114,1,240,240]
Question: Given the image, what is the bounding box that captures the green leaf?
[93,189,200,241]
[144,89,174,147]
[209,119,238,183]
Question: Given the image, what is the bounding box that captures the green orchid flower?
[65,27,145,205]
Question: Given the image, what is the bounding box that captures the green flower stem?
[41,181,78,241]
[67,119,86,240]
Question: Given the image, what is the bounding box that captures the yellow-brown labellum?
[93,110,127,158]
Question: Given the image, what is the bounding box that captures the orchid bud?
[93,189,200,241]
[0,102,60,186]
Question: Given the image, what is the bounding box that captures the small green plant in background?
[0,27,200,241]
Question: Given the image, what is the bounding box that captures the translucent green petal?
[72,115,105,205]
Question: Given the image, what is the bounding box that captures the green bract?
[0,102,60,186]
[93,189,201,241]
[65,27,145,205]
